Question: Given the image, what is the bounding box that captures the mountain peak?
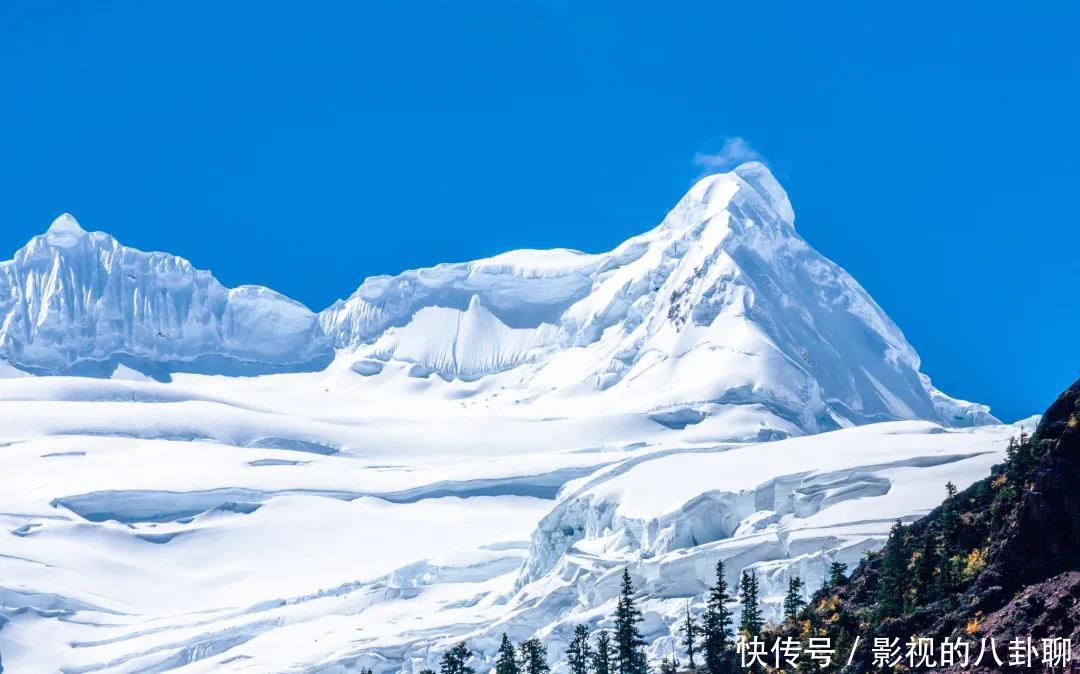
[2,214,334,376]
[662,162,795,243]
[45,213,87,247]
[48,212,83,233]
[732,161,795,225]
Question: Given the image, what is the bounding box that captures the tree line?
[427,561,830,674]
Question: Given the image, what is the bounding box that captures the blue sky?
[2,2,1077,420]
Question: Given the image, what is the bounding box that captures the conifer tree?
[941,481,960,551]
[876,520,909,619]
[701,560,733,674]
[614,569,648,674]
[679,601,698,669]
[1003,431,1037,500]
[824,561,848,591]
[567,624,593,674]
[782,576,805,623]
[440,642,475,674]
[496,634,520,674]
[659,657,677,674]
[936,539,961,600]
[594,630,615,674]
[737,571,762,637]
[909,528,941,609]
[519,638,550,674]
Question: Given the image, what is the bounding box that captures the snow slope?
[320,162,992,433]
[0,370,1023,673]
[0,163,1008,672]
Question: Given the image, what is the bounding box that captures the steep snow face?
[319,247,601,355]
[321,163,992,432]
[517,421,1007,591]
[367,296,561,380]
[0,215,333,375]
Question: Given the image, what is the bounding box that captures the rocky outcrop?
[796,378,1080,672]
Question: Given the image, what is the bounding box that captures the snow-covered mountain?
[0,214,333,377]
[322,162,992,432]
[0,163,1009,673]
[0,163,992,434]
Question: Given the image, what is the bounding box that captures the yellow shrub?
[965,613,984,636]
[962,548,988,581]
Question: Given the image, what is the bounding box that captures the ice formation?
[0,164,1011,673]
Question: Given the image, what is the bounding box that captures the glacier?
[0,214,333,378]
[0,163,1013,673]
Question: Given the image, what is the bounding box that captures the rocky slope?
[788,378,1080,672]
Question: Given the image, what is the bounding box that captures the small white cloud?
[693,137,763,173]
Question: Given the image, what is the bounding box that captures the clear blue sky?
[2,2,1077,421]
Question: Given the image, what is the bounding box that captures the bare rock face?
[950,379,1080,671]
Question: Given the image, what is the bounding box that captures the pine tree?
[420,670,437,674]
[519,638,550,674]
[737,571,761,637]
[1003,431,1037,497]
[876,520,909,619]
[824,561,848,591]
[594,630,615,674]
[782,576,805,623]
[440,642,475,674]
[614,569,647,674]
[909,528,941,609]
[679,601,698,669]
[567,624,593,674]
[701,560,733,674]
[941,481,960,551]
[496,634,520,674]
[659,657,677,674]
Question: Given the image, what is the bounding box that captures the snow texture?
[0,215,333,377]
[320,162,993,432]
[0,164,1010,673]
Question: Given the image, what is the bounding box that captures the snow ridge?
[321,162,994,431]
[0,164,995,433]
[0,215,333,376]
